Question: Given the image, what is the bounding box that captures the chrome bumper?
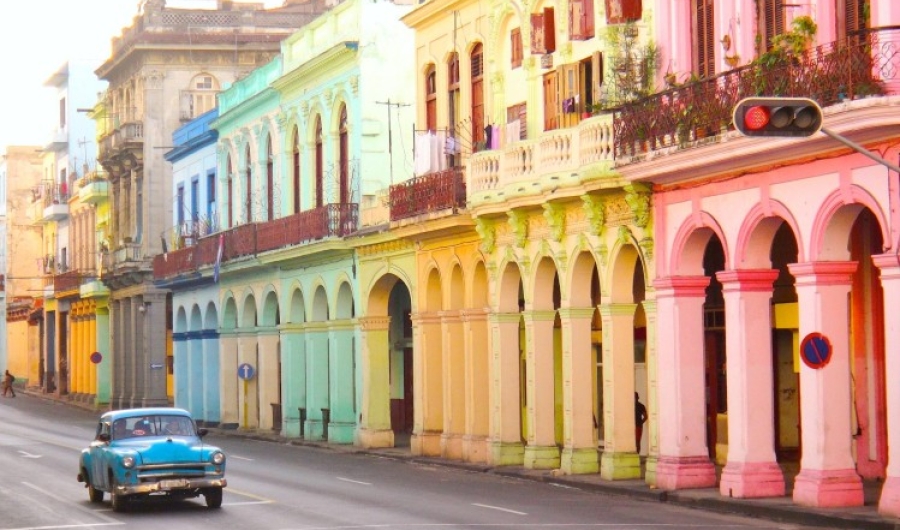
[116,477,226,496]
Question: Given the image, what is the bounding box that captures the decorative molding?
[507,209,528,248]
[349,75,360,95]
[617,225,632,247]
[582,194,606,237]
[542,202,566,242]
[475,217,496,254]
[639,237,654,261]
[625,183,652,229]
[143,69,165,89]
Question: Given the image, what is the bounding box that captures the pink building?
[622,0,900,516]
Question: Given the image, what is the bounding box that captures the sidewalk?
[212,427,898,530]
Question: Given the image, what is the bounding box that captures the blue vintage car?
[77,408,226,511]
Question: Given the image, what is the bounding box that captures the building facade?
[97,0,325,409]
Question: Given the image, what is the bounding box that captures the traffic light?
[732,97,823,137]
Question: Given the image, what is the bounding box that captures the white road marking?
[336,477,372,486]
[229,454,254,461]
[18,450,42,459]
[3,524,123,530]
[223,500,273,507]
[226,487,275,503]
[277,524,757,529]
[21,482,121,525]
[472,503,528,515]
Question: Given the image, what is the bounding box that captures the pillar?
[489,312,525,466]
[357,316,393,448]
[522,310,560,470]
[599,303,641,480]
[717,269,785,498]
[462,308,490,463]
[441,310,466,459]
[653,276,717,490]
[788,261,863,507]
[643,299,660,486]
[559,307,600,474]
[413,312,443,456]
[258,330,280,431]
[328,321,356,444]
[201,328,221,426]
[219,330,239,429]
[280,325,305,437]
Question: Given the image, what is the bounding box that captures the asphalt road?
[0,394,818,530]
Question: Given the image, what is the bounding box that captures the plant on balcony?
[751,16,818,95]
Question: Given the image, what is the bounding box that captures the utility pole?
[376,99,410,184]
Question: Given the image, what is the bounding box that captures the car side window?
[95,422,110,441]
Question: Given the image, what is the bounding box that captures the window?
[181,74,219,121]
[448,53,461,165]
[543,72,558,131]
[757,0,785,53]
[226,155,234,228]
[511,28,523,68]
[176,184,185,227]
[425,65,437,131]
[244,145,252,223]
[507,103,527,141]
[530,8,556,55]
[292,126,301,214]
[266,136,274,221]
[693,0,715,79]
[570,0,595,40]
[206,171,216,232]
[837,0,867,40]
[605,0,642,24]
[190,178,199,224]
[59,97,66,129]
[338,106,349,205]
[315,117,324,208]
[471,44,485,150]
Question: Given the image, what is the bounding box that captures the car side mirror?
[198,428,209,438]
[98,433,111,443]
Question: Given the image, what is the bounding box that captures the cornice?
[273,43,358,97]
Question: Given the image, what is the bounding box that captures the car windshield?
[112,415,196,440]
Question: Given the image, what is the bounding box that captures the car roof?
[99,408,193,422]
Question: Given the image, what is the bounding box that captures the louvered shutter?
[605,0,642,24]
[571,0,585,40]
[694,0,714,78]
[544,8,556,53]
[531,13,545,54]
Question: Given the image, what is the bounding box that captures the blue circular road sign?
[800,332,832,369]
[238,363,256,380]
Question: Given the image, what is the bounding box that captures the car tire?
[109,473,127,512]
[204,487,223,509]
[84,469,104,503]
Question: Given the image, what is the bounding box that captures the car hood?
[115,437,218,465]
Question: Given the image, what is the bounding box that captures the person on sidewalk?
[2,370,16,397]
[635,392,647,451]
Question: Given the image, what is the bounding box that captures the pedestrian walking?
[2,369,16,397]
[635,392,647,451]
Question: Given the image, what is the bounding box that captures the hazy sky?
[0,0,283,153]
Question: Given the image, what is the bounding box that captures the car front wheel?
[109,473,127,512]
[84,469,104,503]
[204,487,223,509]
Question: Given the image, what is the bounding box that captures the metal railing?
[389,168,466,221]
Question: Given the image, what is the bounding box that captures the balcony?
[78,172,110,204]
[468,116,615,207]
[45,126,67,152]
[98,121,144,173]
[613,26,900,159]
[53,270,83,294]
[389,168,466,222]
[153,204,359,281]
[39,182,70,223]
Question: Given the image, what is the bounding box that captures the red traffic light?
[733,97,823,138]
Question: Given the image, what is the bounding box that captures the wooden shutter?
[531,8,556,54]
[591,51,604,105]
[693,0,715,79]
[605,0,642,24]
[759,0,784,52]
[544,8,556,53]
[471,44,485,149]
[543,71,559,131]
[511,28,523,68]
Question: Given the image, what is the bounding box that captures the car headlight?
[122,456,135,468]
[211,452,225,465]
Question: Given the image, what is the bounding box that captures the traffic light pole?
[820,127,900,174]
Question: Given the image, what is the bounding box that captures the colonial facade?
[97,0,325,409]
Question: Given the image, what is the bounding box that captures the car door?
[90,421,111,490]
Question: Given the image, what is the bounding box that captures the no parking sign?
[800,332,832,369]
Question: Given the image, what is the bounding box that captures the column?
[257,329,280,431]
[717,269,785,498]
[522,310,560,470]
[237,330,260,429]
[653,277,716,490]
[489,312,525,466]
[599,303,640,480]
[642,299,660,486]
[788,262,863,507]
[873,254,900,517]
[559,307,600,474]
[462,308,490,463]
[306,322,329,439]
[189,330,205,417]
[280,325,306,438]
[173,332,189,410]
[219,330,239,429]
[201,328,221,426]
[95,304,111,406]
[357,316,393,448]
[140,292,168,407]
[441,310,466,459]
[329,321,357,444]
[413,312,443,456]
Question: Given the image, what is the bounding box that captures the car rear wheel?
[84,469,104,503]
[204,487,223,509]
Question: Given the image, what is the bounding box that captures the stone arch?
[288,284,307,324]
[608,240,644,303]
[449,262,465,310]
[472,260,490,308]
[568,249,601,307]
[261,289,280,327]
[240,292,258,328]
[336,281,354,319]
[175,306,189,333]
[204,301,218,330]
[735,201,804,268]
[221,295,238,330]
[311,284,329,322]
[531,254,560,311]
[497,259,524,312]
[670,212,730,276]
[425,266,443,312]
[190,304,202,332]
[813,187,889,261]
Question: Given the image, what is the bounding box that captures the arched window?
[266,135,274,221]
[425,64,437,131]
[226,154,234,228]
[181,73,220,121]
[470,43,485,150]
[244,144,252,223]
[339,106,349,205]
[292,125,300,213]
[448,53,460,132]
[315,116,324,208]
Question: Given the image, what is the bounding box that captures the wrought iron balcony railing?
[389,168,466,221]
[614,26,900,157]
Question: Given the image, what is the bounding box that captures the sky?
[0,0,283,154]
